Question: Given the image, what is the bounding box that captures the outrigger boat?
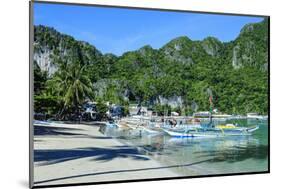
[106,118,162,136]
[163,95,259,138]
[160,121,201,130]
[163,124,259,138]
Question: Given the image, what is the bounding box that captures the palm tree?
[47,60,94,119]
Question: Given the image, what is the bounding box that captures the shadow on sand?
[34,125,114,140]
[34,158,212,185]
[34,146,151,166]
[34,125,83,136]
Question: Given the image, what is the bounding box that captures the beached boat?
[163,124,259,138]
[139,126,162,135]
[106,118,162,136]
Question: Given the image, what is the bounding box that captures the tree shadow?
[34,125,83,136]
[34,125,116,140]
[194,144,268,163]
[34,146,150,166]
[70,135,114,139]
[34,158,211,185]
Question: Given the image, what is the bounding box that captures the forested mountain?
[33,19,268,117]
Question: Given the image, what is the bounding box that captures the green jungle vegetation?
[33,19,268,119]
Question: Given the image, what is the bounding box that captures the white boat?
[106,120,162,136]
[139,126,162,135]
[163,129,219,138]
[163,125,259,138]
[193,111,211,118]
[212,114,232,118]
[247,113,266,119]
[161,123,201,130]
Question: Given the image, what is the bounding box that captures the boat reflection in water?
[99,118,268,176]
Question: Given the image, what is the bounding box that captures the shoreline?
[33,120,268,186]
[33,123,180,186]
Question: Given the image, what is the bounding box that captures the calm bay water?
[100,119,268,176]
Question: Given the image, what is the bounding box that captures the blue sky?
[34,2,264,56]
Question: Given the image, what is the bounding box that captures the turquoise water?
[100,119,268,176]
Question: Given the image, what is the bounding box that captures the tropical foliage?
[33,18,269,119]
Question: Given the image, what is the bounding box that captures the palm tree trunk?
[57,105,66,120]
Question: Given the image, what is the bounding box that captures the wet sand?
[33,123,179,186]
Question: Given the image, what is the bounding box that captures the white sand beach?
[33,123,179,186]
